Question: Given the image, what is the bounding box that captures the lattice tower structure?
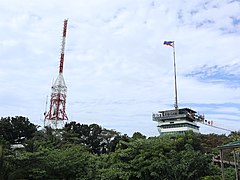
[44,19,69,128]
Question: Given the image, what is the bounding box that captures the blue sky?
[0,0,239,136]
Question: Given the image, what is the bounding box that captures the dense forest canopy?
[0,116,239,179]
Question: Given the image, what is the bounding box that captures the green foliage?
[43,145,96,179]
[199,133,228,153]
[168,145,214,180]
[63,121,121,154]
[132,132,146,140]
[200,176,221,180]
[224,167,236,180]
[1,117,238,180]
[228,131,240,141]
[0,116,37,144]
[5,145,97,179]
[0,144,3,179]
[97,133,219,180]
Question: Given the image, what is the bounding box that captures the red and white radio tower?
[44,19,69,128]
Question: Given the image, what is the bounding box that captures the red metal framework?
[44,19,69,128]
[59,19,67,74]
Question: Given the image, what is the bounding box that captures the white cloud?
[0,0,239,136]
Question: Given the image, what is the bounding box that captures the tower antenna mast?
[59,19,68,74]
[44,19,69,128]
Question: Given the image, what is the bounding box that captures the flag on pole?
[163,41,174,47]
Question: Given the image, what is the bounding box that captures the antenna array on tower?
[44,19,69,128]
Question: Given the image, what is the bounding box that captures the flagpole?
[172,41,178,109]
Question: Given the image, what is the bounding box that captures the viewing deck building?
[152,108,204,135]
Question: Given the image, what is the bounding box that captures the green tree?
[199,133,228,153]
[0,144,3,179]
[43,145,97,179]
[132,132,146,140]
[63,121,121,154]
[228,131,240,141]
[0,116,37,144]
[5,145,97,180]
[98,133,220,180]
[168,144,217,180]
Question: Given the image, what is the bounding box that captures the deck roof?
[218,141,240,150]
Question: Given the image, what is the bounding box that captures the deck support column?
[220,149,225,180]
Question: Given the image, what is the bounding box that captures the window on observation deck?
[159,123,199,130]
